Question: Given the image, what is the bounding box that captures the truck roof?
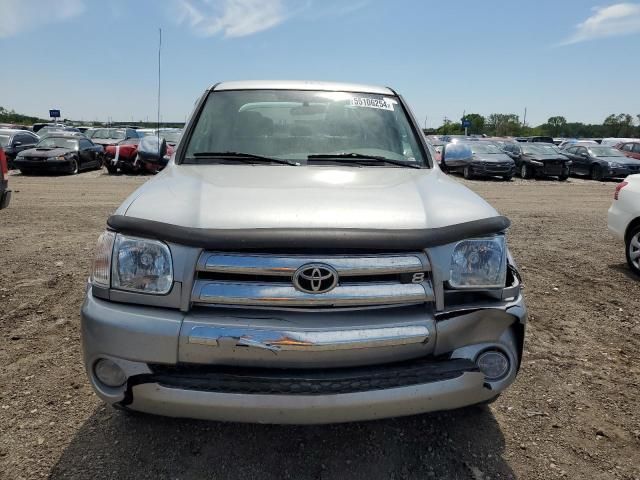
[211,80,394,95]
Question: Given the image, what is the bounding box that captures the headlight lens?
[112,234,173,294]
[91,231,115,288]
[449,237,507,288]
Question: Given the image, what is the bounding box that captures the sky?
[1,0,639,127]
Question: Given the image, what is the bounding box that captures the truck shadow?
[50,405,515,479]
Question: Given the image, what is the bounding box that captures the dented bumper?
[81,287,526,424]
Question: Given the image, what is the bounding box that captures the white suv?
[608,174,640,276]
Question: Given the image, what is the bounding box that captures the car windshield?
[469,143,501,154]
[93,128,126,140]
[536,144,561,154]
[521,145,544,154]
[36,137,78,149]
[0,134,10,147]
[588,146,625,157]
[183,89,427,166]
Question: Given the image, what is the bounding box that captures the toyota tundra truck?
[81,81,526,424]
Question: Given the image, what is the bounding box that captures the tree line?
[430,113,640,139]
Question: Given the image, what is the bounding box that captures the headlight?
[530,160,544,167]
[90,232,173,294]
[112,234,173,294]
[449,237,507,288]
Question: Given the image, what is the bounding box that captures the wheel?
[590,165,603,181]
[626,225,640,276]
[68,158,79,175]
[558,174,569,181]
[463,165,474,179]
[502,174,513,181]
[520,163,532,179]
[106,163,118,174]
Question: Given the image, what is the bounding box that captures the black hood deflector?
[106,215,511,251]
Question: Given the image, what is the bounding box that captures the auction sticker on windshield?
[350,97,394,111]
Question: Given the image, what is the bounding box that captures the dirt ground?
[0,170,639,480]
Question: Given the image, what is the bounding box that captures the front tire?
[502,174,513,181]
[558,174,569,181]
[106,163,118,174]
[68,158,79,175]
[463,165,474,179]
[591,165,603,181]
[520,163,533,179]
[626,225,640,276]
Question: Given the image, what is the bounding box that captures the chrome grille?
[192,252,433,308]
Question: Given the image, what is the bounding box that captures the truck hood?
[119,164,501,230]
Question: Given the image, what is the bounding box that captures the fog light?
[477,350,509,380]
[94,358,127,387]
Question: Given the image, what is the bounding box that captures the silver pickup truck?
[81,81,526,424]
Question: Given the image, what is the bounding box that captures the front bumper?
[81,289,526,424]
[14,158,72,172]
[537,162,569,177]
[470,163,515,177]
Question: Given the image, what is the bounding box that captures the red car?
[104,136,175,174]
[0,147,11,209]
[615,141,640,161]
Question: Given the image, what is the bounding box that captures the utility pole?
[157,27,162,144]
[522,107,527,128]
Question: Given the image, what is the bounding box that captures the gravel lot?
[1,170,639,480]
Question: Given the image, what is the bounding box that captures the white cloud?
[0,0,85,38]
[560,2,640,45]
[175,0,289,38]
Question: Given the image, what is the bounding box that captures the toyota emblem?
[293,263,339,294]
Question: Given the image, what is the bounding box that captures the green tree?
[486,113,521,136]
[463,113,485,134]
[546,116,567,136]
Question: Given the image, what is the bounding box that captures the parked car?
[608,175,640,276]
[615,141,640,161]
[37,125,81,138]
[562,145,640,180]
[91,128,140,147]
[557,139,597,149]
[14,134,103,175]
[103,135,175,174]
[516,136,555,144]
[0,129,39,167]
[81,80,526,424]
[443,141,514,180]
[601,137,637,147]
[502,143,570,180]
[0,147,11,209]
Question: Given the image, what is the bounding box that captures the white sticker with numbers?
[350,97,395,111]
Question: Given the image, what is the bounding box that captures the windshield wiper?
[190,151,299,166]
[307,152,422,169]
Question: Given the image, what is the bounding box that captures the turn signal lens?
[91,231,115,288]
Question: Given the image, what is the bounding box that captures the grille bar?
[197,252,428,277]
[192,280,433,307]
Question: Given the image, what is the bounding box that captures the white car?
[608,174,640,275]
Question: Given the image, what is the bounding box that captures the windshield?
[93,128,126,140]
[36,137,78,149]
[536,144,561,154]
[469,143,501,154]
[0,135,10,147]
[588,146,625,157]
[521,145,544,155]
[183,90,427,166]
